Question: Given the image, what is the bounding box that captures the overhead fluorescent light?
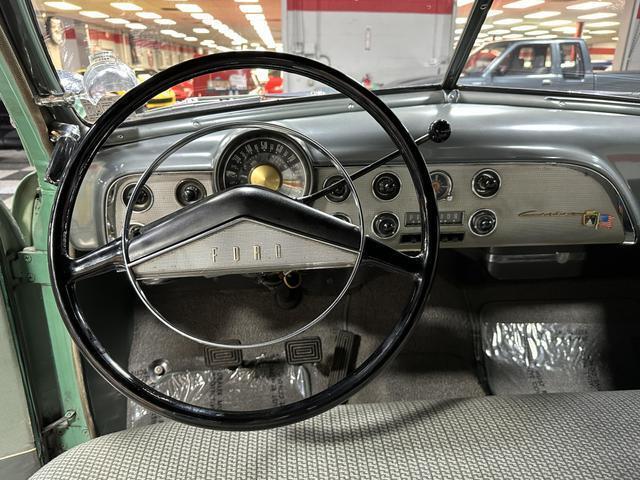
[457,0,474,5]
[524,11,560,18]
[175,4,203,13]
[487,10,503,17]
[504,0,545,9]
[566,1,611,10]
[504,33,524,39]
[455,17,467,24]
[245,14,265,22]
[590,29,617,34]
[126,23,147,29]
[585,21,619,27]
[524,29,549,35]
[110,2,142,11]
[234,0,259,2]
[487,29,511,35]
[136,12,161,19]
[160,29,177,35]
[191,13,213,21]
[511,24,538,31]
[552,26,578,33]
[454,28,464,34]
[577,12,616,19]
[184,36,198,41]
[193,27,209,34]
[154,19,176,25]
[540,19,572,26]
[44,1,81,10]
[239,4,263,13]
[80,11,109,18]
[536,34,558,39]
[105,18,130,24]
[494,18,523,25]
[581,34,592,39]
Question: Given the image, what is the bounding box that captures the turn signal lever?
[300,119,451,203]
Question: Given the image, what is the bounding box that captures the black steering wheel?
[49,52,440,430]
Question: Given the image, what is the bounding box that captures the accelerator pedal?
[329,330,360,386]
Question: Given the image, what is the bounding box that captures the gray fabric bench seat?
[31,390,640,479]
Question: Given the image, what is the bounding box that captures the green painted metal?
[0,36,92,452]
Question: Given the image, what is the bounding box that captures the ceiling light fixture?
[511,24,538,31]
[110,2,142,11]
[457,0,474,5]
[566,1,611,10]
[536,34,558,39]
[191,13,214,21]
[585,21,619,27]
[126,22,147,29]
[184,36,197,42]
[455,17,467,24]
[577,12,616,19]
[44,1,81,10]
[487,9,503,17]
[504,33,524,39]
[193,27,209,34]
[494,18,523,25]
[590,29,617,34]
[239,4,263,13]
[540,19,572,26]
[154,19,176,25]
[487,29,511,35]
[504,0,545,9]
[175,4,203,13]
[136,12,161,19]
[105,18,130,24]
[524,29,549,35]
[80,11,109,18]
[524,10,560,18]
[552,26,578,33]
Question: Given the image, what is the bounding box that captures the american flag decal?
[599,214,614,229]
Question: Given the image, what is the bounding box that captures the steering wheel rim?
[49,51,440,430]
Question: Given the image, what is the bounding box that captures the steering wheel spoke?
[67,240,123,282]
[362,236,424,276]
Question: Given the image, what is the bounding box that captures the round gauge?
[430,171,452,201]
[216,132,312,198]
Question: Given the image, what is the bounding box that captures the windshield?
[29,0,468,121]
[28,0,640,117]
[463,44,509,76]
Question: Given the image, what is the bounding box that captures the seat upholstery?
[32,390,640,479]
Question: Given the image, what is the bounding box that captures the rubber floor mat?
[480,301,640,395]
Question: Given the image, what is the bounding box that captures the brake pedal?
[204,340,243,369]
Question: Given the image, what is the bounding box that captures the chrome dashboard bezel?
[471,168,502,199]
[429,170,453,201]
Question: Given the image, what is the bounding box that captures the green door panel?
[0,21,93,456]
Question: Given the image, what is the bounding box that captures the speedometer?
[216,131,312,198]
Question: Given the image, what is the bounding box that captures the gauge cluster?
[215,131,312,199]
[101,129,625,253]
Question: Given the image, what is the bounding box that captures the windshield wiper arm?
[300,120,451,204]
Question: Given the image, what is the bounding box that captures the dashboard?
[71,90,639,256]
